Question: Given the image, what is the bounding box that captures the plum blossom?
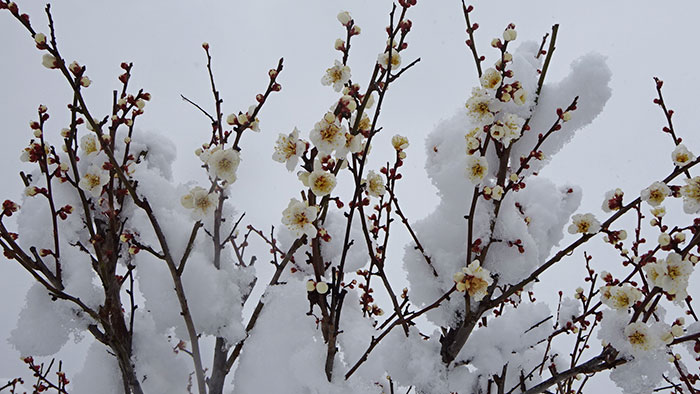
[207,148,240,184]
[391,134,409,151]
[34,32,46,46]
[41,53,58,69]
[335,132,363,159]
[321,60,351,92]
[600,284,642,310]
[181,186,217,219]
[503,28,517,42]
[466,155,488,184]
[672,144,695,167]
[364,170,385,197]
[272,128,305,171]
[310,112,346,154]
[513,88,527,105]
[282,198,318,238]
[80,134,99,157]
[567,213,600,234]
[337,11,352,26]
[602,188,624,212]
[625,322,656,353]
[641,181,671,207]
[453,260,492,301]
[480,68,502,90]
[466,88,500,125]
[377,48,401,69]
[644,252,693,297]
[307,169,337,197]
[78,165,109,198]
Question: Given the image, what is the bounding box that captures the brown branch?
[461,2,483,77]
[536,24,559,97]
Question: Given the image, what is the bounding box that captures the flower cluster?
[644,252,694,298]
[599,284,642,310]
[226,105,261,132]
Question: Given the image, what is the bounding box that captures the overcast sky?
[2,0,699,390]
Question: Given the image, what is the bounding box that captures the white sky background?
[1,0,699,391]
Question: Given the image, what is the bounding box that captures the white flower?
[680,176,700,214]
[503,28,517,42]
[600,284,642,310]
[377,48,401,69]
[491,185,504,201]
[334,38,345,51]
[310,112,347,154]
[42,53,58,69]
[658,233,671,247]
[489,123,506,142]
[625,322,656,353]
[336,132,363,159]
[321,60,351,92]
[466,136,480,151]
[181,186,217,219]
[502,113,524,132]
[513,88,527,105]
[308,169,337,197]
[78,165,110,198]
[364,170,386,197]
[466,88,500,125]
[480,68,502,90]
[601,188,624,212]
[273,128,305,171]
[80,76,92,88]
[391,134,409,151]
[282,198,318,238]
[567,213,600,235]
[80,134,99,156]
[24,186,38,197]
[34,33,46,46]
[337,11,352,26]
[207,148,240,184]
[672,144,695,167]
[466,155,488,184]
[453,260,492,301]
[641,181,671,207]
[650,206,666,218]
[644,252,693,297]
